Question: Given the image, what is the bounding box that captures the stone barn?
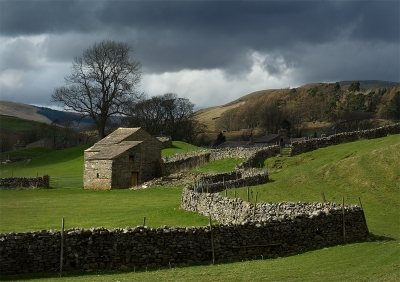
[84,128,163,190]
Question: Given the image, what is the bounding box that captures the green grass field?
[189,157,244,174]
[0,147,55,159]
[0,136,399,281]
[0,115,44,133]
[162,141,203,157]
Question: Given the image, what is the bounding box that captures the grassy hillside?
[192,104,240,132]
[162,141,203,157]
[192,81,400,140]
[0,115,46,133]
[0,101,52,124]
[0,136,399,281]
[0,147,55,159]
[0,144,90,179]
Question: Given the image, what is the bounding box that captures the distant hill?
[193,80,400,132]
[0,101,52,124]
[36,107,94,124]
[0,100,94,125]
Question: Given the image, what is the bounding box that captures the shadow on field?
[366,233,396,242]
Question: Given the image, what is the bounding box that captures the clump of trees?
[125,93,206,143]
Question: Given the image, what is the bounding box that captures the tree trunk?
[97,124,106,140]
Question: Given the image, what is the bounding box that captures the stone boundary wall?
[236,146,280,169]
[180,187,365,225]
[0,157,29,164]
[290,123,400,156]
[163,146,280,174]
[0,207,367,275]
[0,175,49,189]
[192,171,269,194]
[163,152,211,174]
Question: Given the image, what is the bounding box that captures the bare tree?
[51,40,143,140]
[217,108,237,132]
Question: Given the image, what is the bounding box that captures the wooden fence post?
[143,217,146,226]
[342,197,346,242]
[59,218,65,277]
[209,215,215,265]
[253,192,258,219]
[321,192,326,203]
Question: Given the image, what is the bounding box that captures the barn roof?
[86,141,142,160]
[93,128,141,146]
[217,141,252,148]
[254,134,279,143]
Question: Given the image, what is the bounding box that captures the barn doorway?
[131,172,138,187]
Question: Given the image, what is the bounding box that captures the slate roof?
[254,134,280,143]
[92,128,141,146]
[85,127,163,160]
[86,141,142,160]
[217,141,252,148]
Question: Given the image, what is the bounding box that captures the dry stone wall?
[0,205,368,275]
[192,170,269,193]
[0,157,28,164]
[181,186,365,226]
[291,123,400,156]
[163,146,280,174]
[0,176,49,189]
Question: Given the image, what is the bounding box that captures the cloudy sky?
[0,0,399,110]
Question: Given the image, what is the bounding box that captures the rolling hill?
[0,100,94,125]
[0,100,52,124]
[193,80,400,133]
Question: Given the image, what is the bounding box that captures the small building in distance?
[254,129,289,146]
[26,138,53,149]
[84,128,163,190]
[217,140,253,148]
[155,136,172,149]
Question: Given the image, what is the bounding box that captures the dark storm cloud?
[1,0,398,75]
[1,1,399,109]
[0,0,102,35]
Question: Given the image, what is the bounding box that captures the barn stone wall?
[83,160,113,190]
